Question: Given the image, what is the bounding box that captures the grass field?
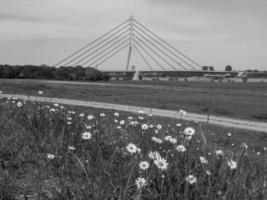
[0,97,266,199]
[0,79,267,122]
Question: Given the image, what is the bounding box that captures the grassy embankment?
[0,79,267,121]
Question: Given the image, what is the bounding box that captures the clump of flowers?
[176,145,186,152]
[126,143,141,154]
[151,136,163,144]
[135,177,148,189]
[227,159,237,170]
[199,156,208,164]
[185,175,197,184]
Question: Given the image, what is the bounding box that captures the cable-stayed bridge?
[54,16,236,79]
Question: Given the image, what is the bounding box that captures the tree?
[225,65,232,71]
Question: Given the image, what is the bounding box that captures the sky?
[0,0,266,71]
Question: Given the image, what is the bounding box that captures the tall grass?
[0,97,266,200]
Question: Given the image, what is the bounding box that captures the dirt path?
[1,93,267,133]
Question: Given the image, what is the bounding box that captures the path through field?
[1,93,267,133]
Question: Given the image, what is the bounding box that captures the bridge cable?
[134,38,166,70]
[134,29,187,71]
[134,23,197,70]
[133,44,154,70]
[134,34,178,71]
[84,38,130,67]
[64,25,130,66]
[53,18,130,67]
[71,29,130,66]
[134,19,201,69]
[90,43,130,67]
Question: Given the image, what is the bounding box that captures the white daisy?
[47,153,55,160]
[17,102,22,107]
[139,161,149,170]
[183,127,195,136]
[141,124,148,130]
[154,157,168,171]
[87,115,94,120]
[81,132,92,140]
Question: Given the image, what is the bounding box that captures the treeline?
[0,65,109,81]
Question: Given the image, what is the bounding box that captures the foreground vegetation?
[1,79,267,121]
[0,97,266,199]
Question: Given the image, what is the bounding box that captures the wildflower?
[179,109,186,116]
[38,90,43,95]
[185,175,197,184]
[227,159,237,169]
[176,145,186,152]
[206,170,211,175]
[85,125,91,129]
[100,113,106,117]
[156,124,162,130]
[154,129,159,134]
[130,121,135,126]
[176,123,182,127]
[79,113,85,117]
[139,161,149,170]
[164,135,172,141]
[138,110,144,115]
[0,91,2,94]
[241,143,248,149]
[81,132,92,140]
[148,113,153,117]
[169,138,177,144]
[87,115,94,120]
[135,177,147,189]
[50,108,56,112]
[54,103,59,107]
[114,119,118,123]
[141,124,148,130]
[67,117,72,121]
[128,116,133,120]
[199,156,208,164]
[114,112,119,117]
[257,152,261,156]
[264,147,267,151]
[47,153,55,160]
[117,126,121,129]
[148,151,161,160]
[68,146,76,151]
[215,149,224,156]
[60,106,64,109]
[151,136,163,144]
[227,132,232,137]
[138,116,144,120]
[120,120,125,125]
[126,143,139,154]
[184,127,195,136]
[67,122,72,125]
[17,102,22,107]
[154,157,168,171]
[149,124,154,129]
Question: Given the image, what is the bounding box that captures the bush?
[0,65,109,81]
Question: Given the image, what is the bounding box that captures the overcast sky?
[0,0,266,70]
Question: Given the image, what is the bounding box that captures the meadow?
[1,79,267,122]
[0,96,266,200]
